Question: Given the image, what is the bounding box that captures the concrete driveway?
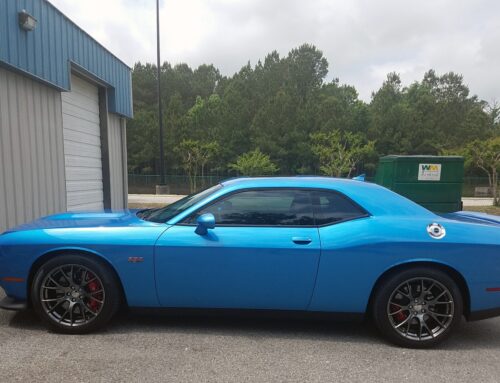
[128,194,185,209]
[462,197,494,207]
[1,289,500,382]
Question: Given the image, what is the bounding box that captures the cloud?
[48,0,500,102]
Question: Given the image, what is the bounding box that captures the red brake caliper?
[86,273,102,312]
[390,304,407,323]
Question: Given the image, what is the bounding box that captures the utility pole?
[155,0,168,193]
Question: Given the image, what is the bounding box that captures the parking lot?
[2,290,500,382]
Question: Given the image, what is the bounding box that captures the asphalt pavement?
[2,289,500,382]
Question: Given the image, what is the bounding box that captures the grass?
[463,205,500,216]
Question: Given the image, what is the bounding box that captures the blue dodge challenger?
[1,177,499,347]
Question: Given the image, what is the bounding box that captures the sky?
[49,0,500,102]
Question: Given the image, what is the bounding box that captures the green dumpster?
[374,155,464,213]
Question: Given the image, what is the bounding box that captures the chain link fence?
[462,177,493,197]
[128,174,228,195]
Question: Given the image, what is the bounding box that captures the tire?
[31,254,121,334]
[372,267,463,348]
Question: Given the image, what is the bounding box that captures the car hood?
[2,210,152,233]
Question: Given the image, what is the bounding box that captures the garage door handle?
[292,237,312,245]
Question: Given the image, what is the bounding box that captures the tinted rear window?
[312,190,367,225]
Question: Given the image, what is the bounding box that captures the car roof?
[219,176,434,217]
[222,176,375,189]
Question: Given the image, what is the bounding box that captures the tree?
[177,140,220,192]
[199,141,220,178]
[368,73,407,155]
[131,62,159,110]
[185,95,224,142]
[192,64,221,99]
[286,44,328,101]
[464,137,500,206]
[229,149,279,176]
[128,45,495,186]
[307,80,370,136]
[487,101,500,135]
[126,109,158,174]
[251,90,306,173]
[311,130,375,178]
[367,70,493,156]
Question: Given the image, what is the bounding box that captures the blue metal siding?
[0,0,133,118]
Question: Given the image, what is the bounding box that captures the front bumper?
[0,296,28,311]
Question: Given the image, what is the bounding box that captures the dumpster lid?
[379,155,464,162]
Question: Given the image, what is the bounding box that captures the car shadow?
[113,310,382,344]
[447,319,500,350]
[4,309,45,330]
[6,308,500,350]
[5,308,377,343]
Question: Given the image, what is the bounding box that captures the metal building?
[0,0,133,233]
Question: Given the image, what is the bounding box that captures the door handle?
[292,237,312,245]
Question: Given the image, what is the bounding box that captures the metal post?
[156,0,166,188]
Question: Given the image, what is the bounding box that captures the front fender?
[0,225,168,307]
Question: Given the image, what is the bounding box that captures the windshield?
[138,184,223,223]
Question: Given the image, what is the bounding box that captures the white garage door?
[62,75,104,211]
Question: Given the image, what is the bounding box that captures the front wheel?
[372,267,463,348]
[31,254,121,334]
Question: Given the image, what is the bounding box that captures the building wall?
[0,0,132,231]
[0,67,66,233]
[0,0,133,118]
[108,114,128,209]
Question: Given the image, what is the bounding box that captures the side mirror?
[195,213,215,235]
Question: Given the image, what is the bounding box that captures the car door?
[154,188,321,310]
[307,189,372,312]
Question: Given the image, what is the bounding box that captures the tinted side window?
[312,190,367,225]
[189,189,314,226]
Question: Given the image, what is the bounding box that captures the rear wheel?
[372,267,463,348]
[31,254,121,334]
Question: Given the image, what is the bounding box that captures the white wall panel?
[62,75,104,211]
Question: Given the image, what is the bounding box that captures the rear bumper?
[0,296,28,311]
[468,307,500,321]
